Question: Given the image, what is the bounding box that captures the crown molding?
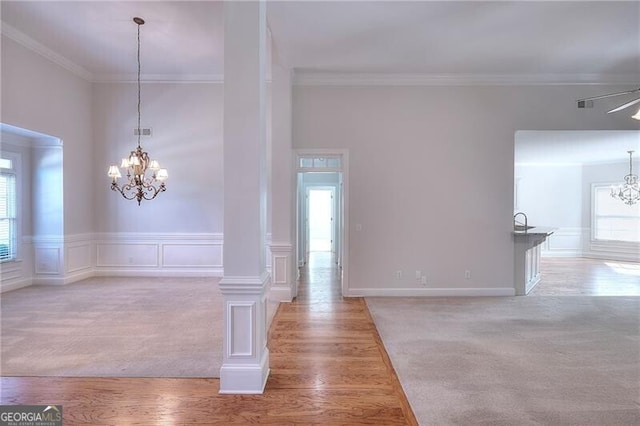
[4,20,636,87]
[1,21,225,84]
[1,21,93,82]
[92,73,225,84]
[293,72,640,87]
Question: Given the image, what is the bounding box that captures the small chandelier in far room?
[610,150,640,206]
[108,17,167,205]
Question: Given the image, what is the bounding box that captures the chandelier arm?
[111,182,140,201]
[140,182,167,200]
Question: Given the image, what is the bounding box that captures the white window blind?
[0,171,16,261]
[593,185,640,243]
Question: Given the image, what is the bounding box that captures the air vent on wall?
[134,128,152,136]
[577,100,593,109]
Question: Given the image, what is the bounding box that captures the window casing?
[0,156,17,261]
[592,184,640,243]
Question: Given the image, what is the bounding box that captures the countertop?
[513,226,556,237]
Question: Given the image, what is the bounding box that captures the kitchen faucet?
[514,212,528,230]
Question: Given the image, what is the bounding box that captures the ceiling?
[515,131,640,165]
[1,1,639,83]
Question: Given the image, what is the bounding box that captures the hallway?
[0,252,417,424]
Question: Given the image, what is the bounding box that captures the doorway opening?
[514,130,640,296]
[295,150,349,296]
[308,187,335,253]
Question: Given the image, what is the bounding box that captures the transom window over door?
[298,156,342,170]
[593,184,640,243]
[0,156,17,261]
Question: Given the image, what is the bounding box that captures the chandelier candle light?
[610,150,640,206]
[108,17,167,205]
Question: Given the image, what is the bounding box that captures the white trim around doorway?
[295,149,350,296]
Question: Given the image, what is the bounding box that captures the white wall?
[1,35,91,287]
[515,164,583,228]
[93,82,223,234]
[1,36,93,237]
[92,82,225,275]
[515,164,584,257]
[293,84,640,295]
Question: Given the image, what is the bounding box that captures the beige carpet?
[1,277,224,378]
[366,296,640,425]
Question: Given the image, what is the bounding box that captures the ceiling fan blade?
[607,97,640,114]
[578,88,640,102]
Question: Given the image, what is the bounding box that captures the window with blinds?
[593,184,640,243]
[0,158,16,261]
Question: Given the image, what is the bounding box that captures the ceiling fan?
[577,87,640,120]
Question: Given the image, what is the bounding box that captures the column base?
[270,285,293,302]
[219,350,270,394]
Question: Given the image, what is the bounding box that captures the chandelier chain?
[137,21,142,149]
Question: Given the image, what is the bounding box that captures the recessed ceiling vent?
[134,128,152,136]
[577,100,593,109]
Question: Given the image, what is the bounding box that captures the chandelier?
[108,17,167,205]
[610,150,640,206]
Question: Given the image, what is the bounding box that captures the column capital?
[219,272,270,295]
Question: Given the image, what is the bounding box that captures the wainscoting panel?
[34,247,61,275]
[0,237,34,292]
[228,302,256,357]
[96,243,159,268]
[587,239,640,262]
[162,244,222,268]
[67,244,92,273]
[94,233,224,276]
[273,255,288,285]
[541,228,640,262]
[543,227,584,257]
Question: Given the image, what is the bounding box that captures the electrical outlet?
[396,270,402,280]
[465,270,471,279]
[421,276,427,286]
[415,270,422,280]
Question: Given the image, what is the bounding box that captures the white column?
[219,0,270,394]
[269,58,296,302]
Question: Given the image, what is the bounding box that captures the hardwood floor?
[0,252,417,425]
[530,257,640,296]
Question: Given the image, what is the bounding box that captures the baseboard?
[0,278,32,293]
[583,252,640,262]
[351,287,516,297]
[269,285,294,302]
[31,276,67,285]
[63,268,94,285]
[93,268,223,278]
[219,350,270,394]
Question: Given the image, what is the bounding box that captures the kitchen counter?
[514,226,555,295]
[513,226,556,237]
